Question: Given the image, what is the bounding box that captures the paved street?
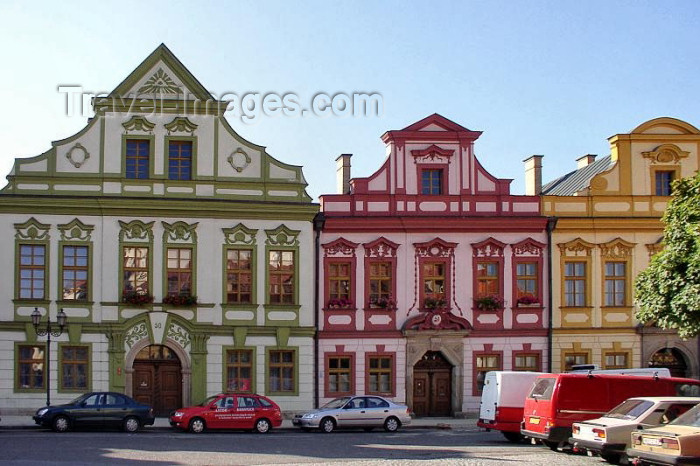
[0,423,610,465]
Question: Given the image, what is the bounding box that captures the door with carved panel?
[412,351,452,417]
[132,345,182,416]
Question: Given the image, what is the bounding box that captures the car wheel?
[189,417,206,434]
[502,432,524,443]
[383,416,400,432]
[320,417,335,433]
[123,416,140,433]
[543,440,560,451]
[52,415,70,433]
[254,418,271,434]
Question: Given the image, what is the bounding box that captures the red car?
[169,393,283,433]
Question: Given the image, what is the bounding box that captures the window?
[422,261,445,306]
[269,250,294,304]
[476,261,499,297]
[125,139,149,179]
[604,262,626,306]
[327,356,352,395]
[166,248,192,297]
[421,169,443,195]
[19,244,46,299]
[17,345,45,390]
[268,350,294,393]
[61,346,88,390]
[516,262,538,300]
[514,353,540,371]
[564,352,588,371]
[604,352,629,370]
[62,245,88,301]
[168,140,192,180]
[655,171,674,196]
[475,354,501,394]
[564,261,586,306]
[226,249,252,304]
[368,261,392,307]
[226,349,253,392]
[123,247,149,295]
[328,262,351,303]
[367,356,393,395]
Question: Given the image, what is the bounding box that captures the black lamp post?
[31,307,67,407]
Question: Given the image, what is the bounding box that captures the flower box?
[423,296,447,310]
[121,292,154,306]
[369,296,396,309]
[474,295,503,311]
[327,298,353,309]
[516,295,541,307]
[163,295,197,306]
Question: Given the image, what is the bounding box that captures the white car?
[569,396,700,464]
[292,395,412,433]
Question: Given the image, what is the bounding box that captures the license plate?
[529,417,540,425]
[642,437,662,446]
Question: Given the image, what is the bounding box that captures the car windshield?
[670,404,700,427]
[321,397,352,409]
[198,395,220,407]
[605,399,654,419]
[68,393,91,405]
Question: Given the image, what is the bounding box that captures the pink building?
[317,114,551,415]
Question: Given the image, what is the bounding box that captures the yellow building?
[528,117,699,378]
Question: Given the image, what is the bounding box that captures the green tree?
[635,172,700,338]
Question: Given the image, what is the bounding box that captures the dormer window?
[168,140,193,181]
[421,169,443,195]
[125,139,150,179]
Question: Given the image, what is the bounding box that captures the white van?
[477,371,546,442]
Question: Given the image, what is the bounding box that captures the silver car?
[293,395,412,433]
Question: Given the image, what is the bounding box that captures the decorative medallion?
[66,143,90,168]
[138,68,181,95]
[642,144,689,164]
[227,148,252,173]
[403,309,471,331]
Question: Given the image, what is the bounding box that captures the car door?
[101,393,129,428]
[364,396,391,427]
[72,393,103,428]
[336,397,365,428]
[233,396,258,429]
[208,396,235,429]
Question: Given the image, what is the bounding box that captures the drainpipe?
[312,212,326,409]
[546,217,558,373]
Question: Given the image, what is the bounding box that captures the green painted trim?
[162,221,198,299]
[164,135,198,181]
[265,346,299,397]
[99,117,105,175]
[14,341,46,393]
[67,323,82,344]
[221,345,257,393]
[57,240,93,308]
[118,220,155,301]
[121,134,156,179]
[264,225,301,326]
[57,342,92,393]
[221,223,258,308]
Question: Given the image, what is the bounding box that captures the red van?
[520,373,700,450]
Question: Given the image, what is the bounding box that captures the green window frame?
[18,244,47,300]
[165,137,197,181]
[122,246,150,297]
[268,250,295,304]
[59,345,90,392]
[225,248,253,304]
[16,344,45,391]
[121,134,154,179]
[60,245,89,301]
[166,247,193,297]
[267,349,296,394]
[225,348,254,392]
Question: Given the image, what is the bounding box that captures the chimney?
[336,154,352,194]
[576,154,597,169]
[523,155,543,195]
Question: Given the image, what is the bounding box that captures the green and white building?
[0,45,318,415]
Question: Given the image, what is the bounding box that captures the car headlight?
[172,411,184,418]
[302,413,318,419]
[36,408,49,417]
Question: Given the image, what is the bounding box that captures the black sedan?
[33,392,155,432]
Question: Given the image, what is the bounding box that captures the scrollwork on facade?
[223,224,258,245]
[411,145,454,164]
[558,238,595,257]
[414,239,456,258]
[600,238,636,258]
[14,218,51,241]
[162,221,198,244]
[322,238,358,257]
[471,238,505,258]
[265,225,300,247]
[642,144,689,164]
[512,238,545,257]
[164,117,198,135]
[122,116,155,133]
[58,218,94,242]
[167,323,191,349]
[125,322,149,349]
[363,237,400,258]
[138,68,181,95]
[119,220,155,243]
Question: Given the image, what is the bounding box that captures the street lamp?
[31,307,67,407]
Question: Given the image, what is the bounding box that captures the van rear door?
[478,372,499,423]
[522,376,557,436]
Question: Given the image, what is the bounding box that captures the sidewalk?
[1,415,478,431]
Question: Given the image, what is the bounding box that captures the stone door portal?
[132,344,182,416]
[412,351,452,417]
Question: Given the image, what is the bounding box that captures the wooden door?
[412,351,453,417]
[132,345,182,416]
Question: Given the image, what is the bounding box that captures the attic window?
[655,171,674,196]
[421,169,443,195]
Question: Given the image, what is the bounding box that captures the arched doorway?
[649,347,688,378]
[413,351,452,417]
[132,344,182,416]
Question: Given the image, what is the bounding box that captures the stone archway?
[125,337,192,413]
[649,347,689,378]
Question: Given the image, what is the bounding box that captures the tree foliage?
[635,172,700,338]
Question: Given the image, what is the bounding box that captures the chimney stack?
[523,155,543,195]
[336,154,352,194]
[576,154,597,169]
